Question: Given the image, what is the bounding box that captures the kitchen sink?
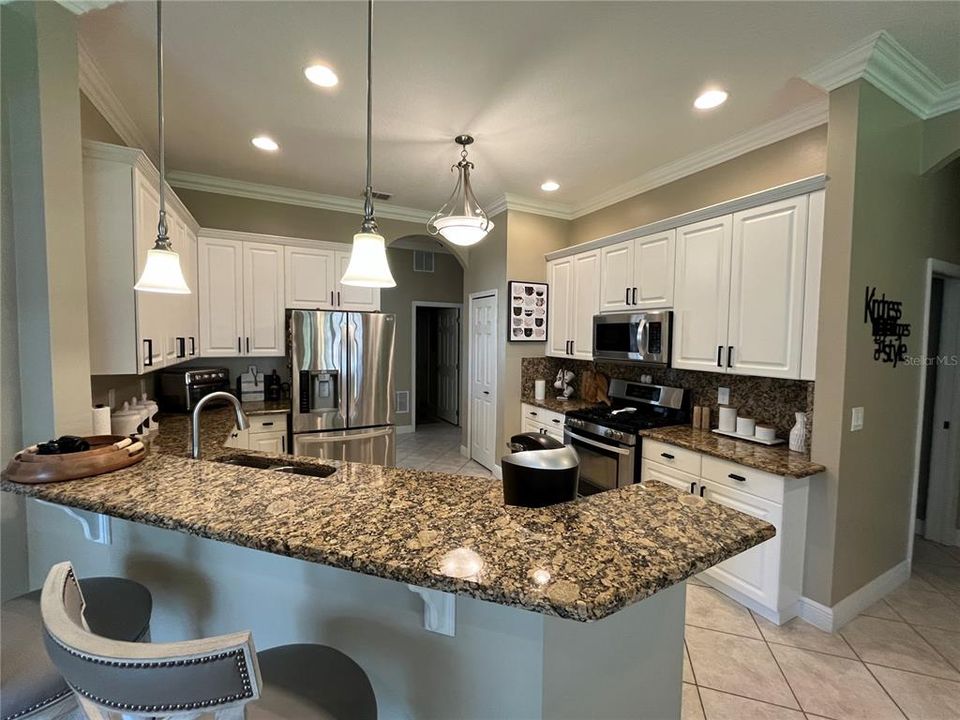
[215,454,337,478]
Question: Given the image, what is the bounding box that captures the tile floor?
[683,537,960,720]
[395,422,492,478]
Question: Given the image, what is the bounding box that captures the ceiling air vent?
[371,190,392,201]
[414,250,436,273]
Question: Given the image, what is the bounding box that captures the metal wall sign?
[864,286,910,366]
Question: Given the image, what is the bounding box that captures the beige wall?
[380,249,464,429]
[922,109,960,174]
[80,91,126,146]
[569,126,828,245]
[809,81,960,605]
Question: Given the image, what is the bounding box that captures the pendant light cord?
[361,0,378,233]
[155,0,169,245]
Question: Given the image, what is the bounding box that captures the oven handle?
[564,429,631,456]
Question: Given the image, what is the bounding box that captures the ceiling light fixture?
[694,89,728,110]
[134,0,190,295]
[340,0,396,288]
[540,180,560,192]
[428,135,494,247]
[251,135,279,152]
[304,64,339,88]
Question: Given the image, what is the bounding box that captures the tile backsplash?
[522,357,814,440]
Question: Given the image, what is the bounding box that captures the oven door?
[563,427,635,495]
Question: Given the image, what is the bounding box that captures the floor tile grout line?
[835,625,909,719]
[892,615,960,677]
[684,621,763,642]
[750,609,805,714]
[692,682,818,716]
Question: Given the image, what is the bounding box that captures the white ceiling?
[79,1,960,216]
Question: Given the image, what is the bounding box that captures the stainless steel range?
[563,379,688,495]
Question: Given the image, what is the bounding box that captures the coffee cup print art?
[508,281,548,342]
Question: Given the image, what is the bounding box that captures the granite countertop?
[240,400,291,416]
[640,426,826,479]
[520,395,599,415]
[2,409,775,622]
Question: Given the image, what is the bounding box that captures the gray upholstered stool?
[1,575,152,720]
[40,562,377,720]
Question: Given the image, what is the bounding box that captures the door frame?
[467,289,499,471]
[410,301,463,431]
[908,258,960,560]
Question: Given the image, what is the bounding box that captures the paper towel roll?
[92,405,111,435]
[534,379,546,401]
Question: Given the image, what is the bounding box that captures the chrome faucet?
[192,391,250,459]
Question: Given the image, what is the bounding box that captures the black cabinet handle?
[246,337,250,353]
[690,482,696,494]
[189,336,196,356]
[699,485,706,497]
[632,287,638,305]
[143,338,153,366]
[570,340,575,355]
[176,336,186,359]
[661,452,675,460]
[330,290,334,305]
[237,337,241,353]
[552,418,561,424]
[728,473,746,482]
[717,346,723,367]
[530,411,538,417]
[337,291,341,306]
[281,435,286,453]
[262,421,274,427]
[727,346,734,368]
[625,288,630,305]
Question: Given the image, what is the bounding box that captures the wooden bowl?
[2,435,147,485]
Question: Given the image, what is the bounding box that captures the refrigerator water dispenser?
[300,370,339,413]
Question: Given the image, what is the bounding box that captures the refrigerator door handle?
[298,427,393,444]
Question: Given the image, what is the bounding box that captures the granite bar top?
[3,409,775,622]
[520,395,598,415]
[640,426,825,479]
[240,400,291,416]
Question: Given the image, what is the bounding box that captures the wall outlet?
[851,407,864,431]
[718,387,730,405]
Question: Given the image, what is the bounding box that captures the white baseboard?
[796,559,910,632]
[396,425,415,435]
[459,445,469,458]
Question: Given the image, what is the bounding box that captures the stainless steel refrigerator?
[289,309,396,465]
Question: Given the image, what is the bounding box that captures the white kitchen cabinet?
[225,414,288,454]
[641,444,812,624]
[672,216,733,372]
[800,190,825,381]
[199,237,284,357]
[242,243,285,356]
[633,231,675,309]
[599,240,634,313]
[727,196,808,378]
[83,141,200,375]
[547,249,600,359]
[250,433,286,454]
[284,246,336,309]
[520,404,565,442]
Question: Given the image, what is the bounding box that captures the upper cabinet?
[673,195,813,379]
[284,245,379,312]
[598,230,676,313]
[547,249,600,359]
[83,141,200,375]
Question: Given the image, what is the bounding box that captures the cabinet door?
[702,482,782,609]
[634,230,675,309]
[336,251,380,311]
[547,258,572,357]
[162,211,196,366]
[242,242,285,356]
[641,460,698,494]
[133,171,165,371]
[672,216,732,372]
[571,250,600,359]
[598,240,634,313]
[727,196,807,378]
[198,237,244,357]
[180,223,201,360]
[284,246,335,309]
[250,432,286,454]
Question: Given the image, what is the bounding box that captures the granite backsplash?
[521,357,814,440]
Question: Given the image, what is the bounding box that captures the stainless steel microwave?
[592,311,672,365]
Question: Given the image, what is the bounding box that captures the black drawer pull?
[529,411,538,416]
[261,422,274,427]
[552,418,561,424]
[689,482,696,494]
[700,485,706,497]
[728,473,746,482]
[661,452,675,460]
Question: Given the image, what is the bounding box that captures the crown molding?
[486,193,573,221]
[77,37,153,153]
[570,99,828,219]
[803,30,958,120]
[166,171,433,225]
[58,1,116,14]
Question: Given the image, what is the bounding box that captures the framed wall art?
[508,281,548,342]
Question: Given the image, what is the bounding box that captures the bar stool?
[1,574,152,720]
[40,562,377,719]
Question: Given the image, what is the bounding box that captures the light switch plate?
[718,387,730,405]
[851,407,864,431]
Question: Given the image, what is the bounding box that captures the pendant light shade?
[135,0,190,295]
[341,0,396,289]
[428,135,494,247]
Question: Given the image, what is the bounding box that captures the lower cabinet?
[224,415,288,454]
[520,403,565,442]
[641,440,811,624]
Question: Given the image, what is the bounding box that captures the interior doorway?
[912,260,960,554]
[412,302,461,430]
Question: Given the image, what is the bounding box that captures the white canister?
[755,425,776,442]
[736,417,756,436]
[718,405,738,433]
[534,379,546,401]
[111,402,143,437]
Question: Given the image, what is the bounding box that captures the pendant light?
[341,0,396,288]
[427,135,494,247]
[135,0,190,294]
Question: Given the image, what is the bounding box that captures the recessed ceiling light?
[304,64,339,88]
[694,89,728,110]
[540,180,560,192]
[251,135,279,152]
